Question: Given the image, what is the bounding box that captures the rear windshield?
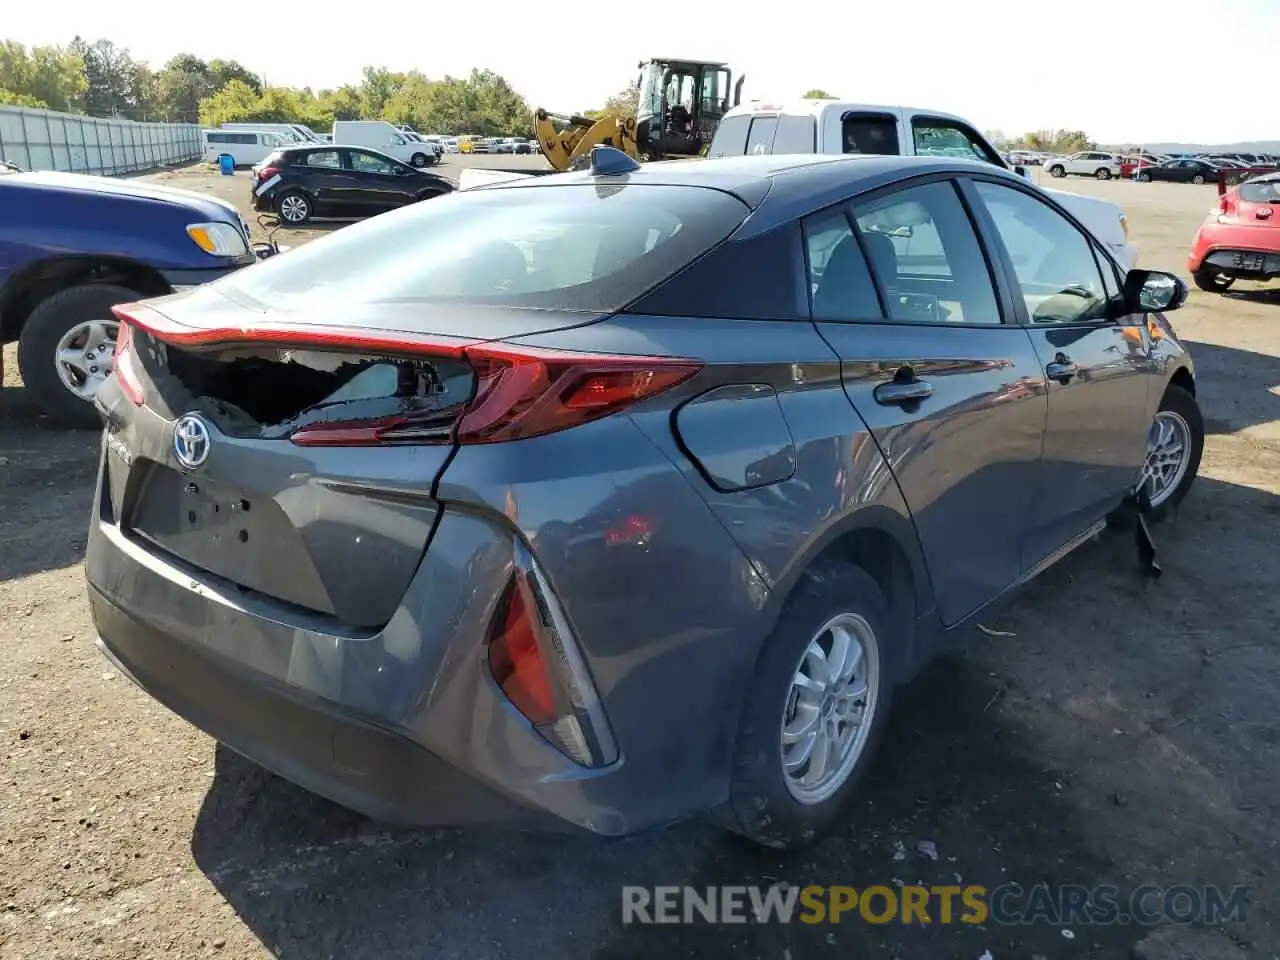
[214,183,749,314]
[1239,178,1280,202]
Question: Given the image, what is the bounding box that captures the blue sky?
[7,0,1275,144]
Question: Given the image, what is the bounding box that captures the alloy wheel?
[780,612,881,805]
[1140,411,1192,509]
[55,319,118,401]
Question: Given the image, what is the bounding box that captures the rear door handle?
[1046,360,1078,383]
[874,379,934,406]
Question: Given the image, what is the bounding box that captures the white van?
[219,123,309,143]
[331,120,440,168]
[202,129,290,167]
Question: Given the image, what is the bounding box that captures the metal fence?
[0,106,201,175]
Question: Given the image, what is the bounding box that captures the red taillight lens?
[487,577,556,725]
[110,314,145,406]
[457,347,699,444]
[256,165,281,181]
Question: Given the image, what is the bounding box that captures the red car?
[1187,171,1280,292]
[1119,155,1163,179]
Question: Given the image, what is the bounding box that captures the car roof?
[486,153,1025,236]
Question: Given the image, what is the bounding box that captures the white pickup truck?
[707,101,1137,270]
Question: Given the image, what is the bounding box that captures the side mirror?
[1015,165,1030,179]
[1122,269,1188,314]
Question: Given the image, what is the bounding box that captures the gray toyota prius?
[87,149,1203,849]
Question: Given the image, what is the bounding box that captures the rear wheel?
[722,561,894,849]
[1138,172,1152,182]
[1138,384,1203,523]
[1049,164,1066,178]
[16,283,140,428]
[1192,174,1205,185]
[1096,166,1111,180]
[276,189,312,225]
[1193,267,1234,292]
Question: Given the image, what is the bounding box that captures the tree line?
[0,38,535,136]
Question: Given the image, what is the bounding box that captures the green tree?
[0,41,85,112]
[358,66,406,119]
[319,85,362,123]
[583,83,640,122]
[196,78,261,125]
[803,88,836,99]
[0,88,48,108]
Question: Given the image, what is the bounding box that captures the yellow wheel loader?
[533,58,745,173]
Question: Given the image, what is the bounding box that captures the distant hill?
[1115,141,1280,154]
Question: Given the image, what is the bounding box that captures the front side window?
[208,184,750,316]
[348,151,395,175]
[972,180,1109,324]
[911,119,998,165]
[851,180,1001,324]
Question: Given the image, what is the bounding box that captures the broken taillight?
[111,317,145,406]
[110,300,702,446]
[488,575,557,725]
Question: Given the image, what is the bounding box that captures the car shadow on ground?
[0,384,100,584]
[185,473,1280,960]
[1180,340,1280,436]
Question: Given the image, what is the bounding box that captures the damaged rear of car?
[85,178,764,832]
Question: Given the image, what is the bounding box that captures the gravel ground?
[2,162,1278,960]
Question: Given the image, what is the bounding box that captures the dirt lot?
[2,163,1279,960]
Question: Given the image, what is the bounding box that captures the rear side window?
[745,117,778,155]
[805,209,884,321]
[212,184,751,315]
[304,151,341,169]
[707,115,751,157]
[842,115,900,155]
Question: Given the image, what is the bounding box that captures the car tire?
[1096,167,1111,180]
[410,152,429,168]
[1192,174,1205,185]
[1192,267,1235,293]
[721,561,895,850]
[1138,172,1151,182]
[1049,164,1066,178]
[414,188,447,203]
[276,189,312,225]
[16,282,142,428]
[1138,383,1204,524]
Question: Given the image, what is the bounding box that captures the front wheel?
[722,561,894,849]
[410,152,429,168]
[1138,383,1204,523]
[1138,172,1151,182]
[1096,167,1111,180]
[1192,174,1206,185]
[1193,267,1235,293]
[16,283,140,427]
[1049,164,1066,178]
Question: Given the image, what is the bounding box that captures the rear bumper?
[91,585,552,829]
[1194,247,1280,279]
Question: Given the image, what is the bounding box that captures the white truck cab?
[709,100,1136,270]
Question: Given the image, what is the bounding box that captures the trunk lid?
[102,288,591,630]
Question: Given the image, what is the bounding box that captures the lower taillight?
[256,165,281,181]
[111,319,146,406]
[487,549,618,768]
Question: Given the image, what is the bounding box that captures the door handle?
[1046,359,1078,383]
[874,378,934,406]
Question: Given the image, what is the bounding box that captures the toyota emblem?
[173,414,211,470]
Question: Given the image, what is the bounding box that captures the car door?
[344,150,404,215]
[963,177,1156,568]
[294,149,350,216]
[809,178,1049,626]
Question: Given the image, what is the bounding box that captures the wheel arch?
[1169,364,1196,397]
[0,256,170,344]
[765,506,936,683]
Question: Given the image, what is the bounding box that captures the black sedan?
[251,145,455,225]
[1136,158,1222,184]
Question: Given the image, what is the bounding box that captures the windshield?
[212,183,750,315]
